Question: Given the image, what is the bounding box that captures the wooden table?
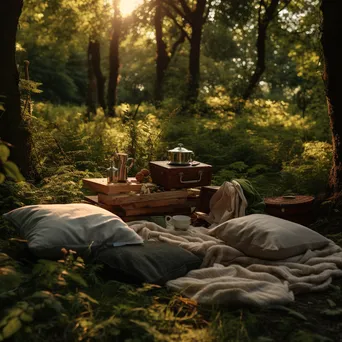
[83,178,200,221]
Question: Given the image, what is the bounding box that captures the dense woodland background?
[1,0,342,341]
[0,0,336,199]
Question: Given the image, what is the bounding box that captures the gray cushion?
[3,203,143,259]
[96,241,202,285]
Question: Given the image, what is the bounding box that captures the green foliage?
[281,141,332,195]
[23,95,331,198]
[0,144,24,184]
[160,97,328,196]
[31,102,161,177]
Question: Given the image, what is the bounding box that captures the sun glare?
[120,0,143,17]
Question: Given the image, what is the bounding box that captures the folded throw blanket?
[206,181,248,225]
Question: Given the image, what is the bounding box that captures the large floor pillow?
[3,203,143,259]
[209,214,330,260]
[95,241,203,285]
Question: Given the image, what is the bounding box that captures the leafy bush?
[281,141,332,195]
[0,144,24,184]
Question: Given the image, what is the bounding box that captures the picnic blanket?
[127,221,342,307]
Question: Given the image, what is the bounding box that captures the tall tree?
[155,0,186,103]
[241,0,291,103]
[155,0,170,103]
[0,0,32,178]
[107,0,122,117]
[91,41,106,112]
[165,0,211,103]
[321,0,342,195]
[87,40,106,116]
[86,40,97,116]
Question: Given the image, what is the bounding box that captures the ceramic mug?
[165,215,191,230]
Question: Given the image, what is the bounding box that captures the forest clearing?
[1,0,342,341]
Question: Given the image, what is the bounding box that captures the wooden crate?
[84,195,192,221]
[197,186,220,213]
[83,178,199,218]
[98,189,188,206]
[149,161,212,190]
[83,177,142,194]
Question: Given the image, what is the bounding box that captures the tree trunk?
[187,22,203,103]
[155,0,170,103]
[87,40,106,116]
[86,41,97,117]
[321,0,342,195]
[163,0,208,105]
[107,0,121,117]
[91,40,106,112]
[0,0,32,178]
[242,22,267,101]
[241,0,280,104]
[186,0,207,103]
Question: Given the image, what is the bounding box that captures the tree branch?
[163,0,191,23]
[260,0,267,9]
[203,0,212,23]
[258,0,263,25]
[276,0,292,16]
[178,0,192,18]
[170,30,186,60]
[264,0,280,22]
[163,5,191,41]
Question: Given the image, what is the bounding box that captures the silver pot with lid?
[168,143,194,165]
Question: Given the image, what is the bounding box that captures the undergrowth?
[29,99,331,198]
[0,99,339,341]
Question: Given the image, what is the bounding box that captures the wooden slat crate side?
[84,195,120,213]
[98,190,189,206]
[197,186,220,213]
[122,198,188,209]
[83,178,142,194]
[84,195,196,219]
[123,205,192,217]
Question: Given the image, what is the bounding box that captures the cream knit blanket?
[128,221,342,307]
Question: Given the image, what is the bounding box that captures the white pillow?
[209,214,330,260]
[3,203,143,259]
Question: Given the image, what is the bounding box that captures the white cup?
[165,215,191,230]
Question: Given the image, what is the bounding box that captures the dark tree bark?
[0,0,32,178]
[165,0,210,103]
[154,0,186,104]
[321,0,342,195]
[86,41,97,117]
[155,0,169,103]
[241,0,291,106]
[87,40,106,116]
[187,14,204,102]
[107,0,121,117]
[91,40,106,112]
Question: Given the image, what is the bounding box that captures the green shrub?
[281,141,332,195]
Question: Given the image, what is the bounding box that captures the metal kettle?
[168,143,194,165]
[107,159,118,184]
[116,153,134,182]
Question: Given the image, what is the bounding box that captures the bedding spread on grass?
[0,104,341,341]
[1,182,342,341]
